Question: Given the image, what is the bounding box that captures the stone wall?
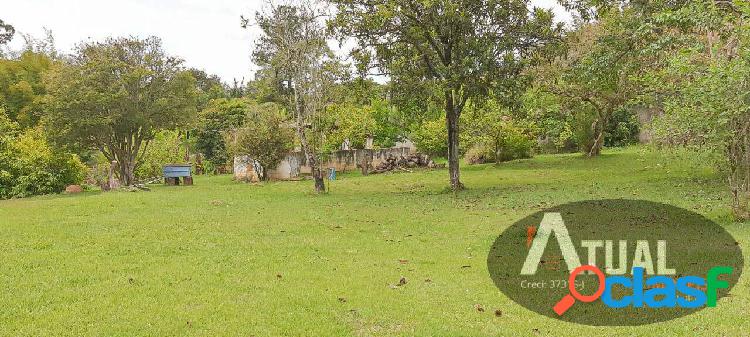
[234,147,414,181]
[233,156,263,182]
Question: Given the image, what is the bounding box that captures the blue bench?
[163,164,193,185]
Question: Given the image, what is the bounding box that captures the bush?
[322,102,377,152]
[0,120,86,198]
[520,89,577,154]
[225,102,294,180]
[462,102,534,163]
[468,121,533,163]
[465,143,491,164]
[135,131,188,180]
[411,117,448,157]
[604,107,639,147]
[494,122,533,162]
[195,98,248,169]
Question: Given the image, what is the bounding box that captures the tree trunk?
[105,160,117,191]
[184,130,190,163]
[98,133,148,187]
[587,130,604,157]
[108,146,137,186]
[295,113,325,193]
[313,167,325,192]
[728,115,750,220]
[291,82,325,193]
[360,149,372,176]
[445,90,463,191]
[587,114,607,157]
[495,137,502,165]
[119,158,136,186]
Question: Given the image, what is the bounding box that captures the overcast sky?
[2,0,571,83]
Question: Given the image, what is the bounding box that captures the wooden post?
[360,149,372,176]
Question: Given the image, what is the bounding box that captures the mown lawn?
[0,146,748,336]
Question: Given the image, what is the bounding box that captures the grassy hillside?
[0,147,748,336]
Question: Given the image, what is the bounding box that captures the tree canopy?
[0,19,14,45]
[45,37,197,185]
[331,0,562,190]
[250,1,343,193]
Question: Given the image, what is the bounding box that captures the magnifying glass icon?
[553,265,606,316]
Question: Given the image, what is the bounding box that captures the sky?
[1,0,572,84]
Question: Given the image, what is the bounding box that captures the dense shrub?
[194,98,248,170]
[604,107,640,147]
[569,105,639,154]
[465,144,491,164]
[0,115,86,198]
[462,100,535,163]
[322,102,377,152]
[494,122,534,162]
[520,89,577,154]
[135,131,188,180]
[225,102,294,180]
[411,117,448,157]
[319,99,403,153]
[466,120,533,164]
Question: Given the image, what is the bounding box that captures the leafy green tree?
[532,9,652,156]
[250,1,343,193]
[412,116,449,157]
[45,37,197,186]
[195,98,249,169]
[369,98,403,148]
[324,79,404,149]
[0,19,14,46]
[0,51,53,127]
[322,102,376,152]
[189,68,227,111]
[641,0,750,219]
[464,100,534,163]
[331,0,560,190]
[320,98,402,152]
[134,131,190,180]
[228,78,246,99]
[519,88,576,153]
[0,110,86,199]
[226,102,294,180]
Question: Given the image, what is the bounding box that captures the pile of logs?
[371,153,444,174]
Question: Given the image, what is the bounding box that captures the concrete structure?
[234,147,414,181]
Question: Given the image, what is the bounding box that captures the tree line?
[0,0,748,219]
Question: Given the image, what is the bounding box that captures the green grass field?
[1,147,748,336]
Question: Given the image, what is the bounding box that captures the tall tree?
[533,21,622,156]
[0,51,53,127]
[641,0,750,219]
[45,37,197,186]
[189,68,227,111]
[532,3,671,156]
[226,102,294,180]
[0,19,14,45]
[195,97,249,169]
[248,1,341,193]
[331,0,560,190]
